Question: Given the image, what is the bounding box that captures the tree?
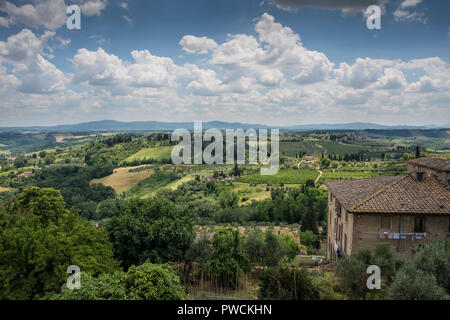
[232,163,241,177]
[320,157,331,168]
[259,266,320,300]
[13,187,66,224]
[183,233,213,280]
[305,179,315,188]
[387,239,449,300]
[263,230,287,267]
[0,188,119,300]
[245,229,266,266]
[210,227,250,288]
[107,198,196,269]
[300,230,318,255]
[49,262,187,301]
[279,233,300,262]
[301,198,318,234]
[335,244,399,300]
[46,272,127,300]
[124,262,186,300]
[415,145,421,159]
[218,189,239,208]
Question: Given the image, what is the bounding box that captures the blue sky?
[0,0,449,126]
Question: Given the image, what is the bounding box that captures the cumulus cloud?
[207,13,333,86]
[335,58,388,89]
[1,12,449,126]
[0,0,108,30]
[0,28,66,93]
[72,47,128,86]
[179,35,218,54]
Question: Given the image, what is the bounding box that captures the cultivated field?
[280,141,368,157]
[230,182,272,205]
[129,170,181,198]
[122,146,173,163]
[237,169,319,185]
[90,165,154,194]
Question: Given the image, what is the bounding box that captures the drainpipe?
[398,215,403,252]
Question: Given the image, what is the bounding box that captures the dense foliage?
[387,239,449,300]
[0,188,119,300]
[106,198,196,269]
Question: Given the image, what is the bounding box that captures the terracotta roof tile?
[350,175,449,215]
[407,157,450,172]
[325,176,402,210]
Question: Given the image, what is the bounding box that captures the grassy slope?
[280,141,368,157]
[237,169,319,185]
[122,146,173,163]
[128,171,181,198]
[90,165,155,194]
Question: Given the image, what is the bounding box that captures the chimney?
[416,172,424,182]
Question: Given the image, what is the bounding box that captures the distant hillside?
[0,120,448,132]
[0,120,270,132]
[284,122,430,130]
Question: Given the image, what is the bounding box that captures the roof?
[326,175,450,215]
[326,176,402,210]
[407,157,450,172]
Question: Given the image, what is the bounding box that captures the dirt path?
[315,170,323,184]
[297,160,323,184]
[297,160,306,168]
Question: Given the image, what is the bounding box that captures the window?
[344,234,347,254]
[414,217,426,233]
[334,217,337,236]
[345,209,348,222]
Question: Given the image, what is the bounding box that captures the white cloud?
[179,35,218,54]
[374,68,407,90]
[208,13,333,86]
[1,12,449,126]
[400,0,422,8]
[0,29,66,93]
[335,58,385,88]
[72,47,128,86]
[123,15,132,24]
[0,0,108,30]
[393,0,426,23]
[73,0,107,16]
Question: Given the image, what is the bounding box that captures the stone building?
[325,158,449,260]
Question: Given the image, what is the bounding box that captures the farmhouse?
[17,171,34,181]
[325,157,450,260]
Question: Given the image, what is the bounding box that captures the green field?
[122,146,173,164]
[319,171,379,182]
[237,169,319,185]
[280,141,368,157]
[230,182,272,205]
[127,170,181,198]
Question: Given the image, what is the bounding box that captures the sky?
[0,0,449,127]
